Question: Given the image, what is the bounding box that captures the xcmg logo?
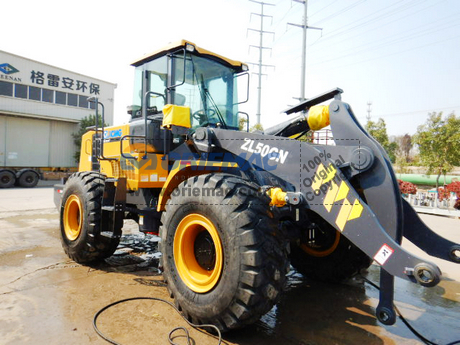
[104,129,123,139]
[0,63,19,75]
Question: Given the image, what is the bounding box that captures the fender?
[157,160,238,212]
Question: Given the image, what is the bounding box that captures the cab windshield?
[131,50,241,130]
[173,53,240,130]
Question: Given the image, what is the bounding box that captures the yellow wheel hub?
[174,214,223,293]
[63,194,83,241]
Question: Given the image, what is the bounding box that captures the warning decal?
[374,244,394,266]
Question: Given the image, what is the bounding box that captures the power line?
[311,0,366,25]
[318,0,423,38]
[309,25,460,69]
[309,0,340,18]
[303,0,460,69]
[308,14,460,66]
[309,0,435,47]
[272,3,294,28]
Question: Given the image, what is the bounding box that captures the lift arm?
[191,99,460,283]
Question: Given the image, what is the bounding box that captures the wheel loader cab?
[130,40,248,131]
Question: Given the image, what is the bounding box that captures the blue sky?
[2,0,460,136]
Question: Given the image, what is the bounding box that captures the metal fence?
[403,191,460,217]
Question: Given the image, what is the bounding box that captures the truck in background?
[0,115,77,188]
[0,166,74,188]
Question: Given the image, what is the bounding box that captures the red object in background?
[438,187,451,201]
[445,181,460,209]
[446,181,460,195]
[454,199,460,210]
[397,179,417,194]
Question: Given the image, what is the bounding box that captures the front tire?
[160,174,289,331]
[60,172,121,263]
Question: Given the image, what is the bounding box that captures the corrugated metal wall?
[49,121,79,167]
[0,114,78,168]
[0,116,5,166]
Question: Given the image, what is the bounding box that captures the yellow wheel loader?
[57,40,460,331]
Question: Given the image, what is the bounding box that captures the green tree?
[394,133,413,173]
[250,123,264,133]
[395,155,411,174]
[72,114,106,163]
[413,112,460,190]
[365,118,398,162]
[396,133,413,162]
[238,116,248,131]
[238,117,264,133]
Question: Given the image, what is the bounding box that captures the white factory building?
[0,50,116,170]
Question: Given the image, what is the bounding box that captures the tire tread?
[60,172,121,263]
[160,173,288,331]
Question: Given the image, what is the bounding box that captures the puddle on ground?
[96,233,460,345]
[244,265,460,345]
[2,217,458,345]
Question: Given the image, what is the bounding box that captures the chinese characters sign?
[30,70,100,95]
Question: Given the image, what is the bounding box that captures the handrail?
[119,135,148,160]
[87,97,116,162]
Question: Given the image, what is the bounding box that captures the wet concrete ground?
[0,187,459,345]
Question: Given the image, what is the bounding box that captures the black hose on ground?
[93,296,222,345]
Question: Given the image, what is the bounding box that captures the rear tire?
[290,212,371,283]
[0,170,15,188]
[18,170,39,188]
[160,173,289,331]
[60,172,121,263]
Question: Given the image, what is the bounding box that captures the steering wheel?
[192,108,216,121]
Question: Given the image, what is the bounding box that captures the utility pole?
[288,0,322,102]
[248,0,275,125]
[366,101,372,122]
